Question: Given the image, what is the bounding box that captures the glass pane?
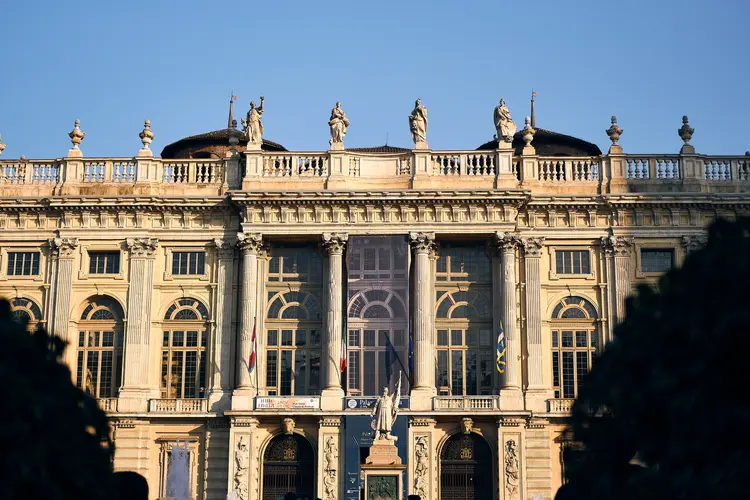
[310,329,321,346]
[479,329,491,347]
[296,329,307,347]
[100,351,113,397]
[590,331,598,350]
[280,351,292,396]
[575,331,587,348]
[562,352,574,398]
[364,330,376,347]
[377,351,388,393]
[267,330,278,346]
[451,351,463,395]
[85,351,99,394]
[160,351,169,398]
[173,331,184,347]
[269,256,280,274]
[576,352,589,395]
[552,331,559,348]
[436,255,447,273]
[310,350,320,392]
[187,331,198,347]
[556,251,564,274]
[572,252,581,274]
[581,250,590,274]
[479,351,492,392]
[378,247,391,270]
[102,331,114,347]
[170,351,184,398]
[378,330,390,347]
[281,330,293,346]
[552,352,560,389]
[364,351,376,396]
[437,330,448,347]
[295,351,307,395]
[466,329,477,346]
[348,351,360,391]
[393,329,405,347]
[266,351,278,389]
[451,330,462,346]
[561,331,573,348]
[437,351,449,389]
[349,329,360,347]
[76,351,84,389]
[185,351,197,397]
[465,351,477,396]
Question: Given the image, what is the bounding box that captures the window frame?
[9,297,44,331]
[547,246,595,280]
[0,247,44,281]
[160,298,210,399]
[635,242,678,278]
[79,246,125,280]
[264,324,322,397]
[163,247,210,281]
[75,298,124,399]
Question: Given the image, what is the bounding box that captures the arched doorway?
[440,433,493,500]
[262,434,315,500]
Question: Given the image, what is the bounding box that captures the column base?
[320,387,345,411]
[499,387,524,411]
[118,387,158,413]
[525,388,555,413]
[231,388,256,411]
[409,387,436,411]
[208,389,232,412]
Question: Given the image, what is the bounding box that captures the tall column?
[232,232,262,410]
[521,236,549,412]
[209,238,236,410]
[495,232,523,410]
[409,232,437,411]
[600,239,616,344]
[321,233,348,411]
[49,237,78,343]
[608,235,634,325]
[119,237,158,413]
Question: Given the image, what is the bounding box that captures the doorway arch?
[262,434,315,500]
[440,433,493,500]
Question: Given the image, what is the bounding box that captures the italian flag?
[248,320,257,373]
[340,331,347,373]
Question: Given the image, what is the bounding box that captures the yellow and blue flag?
[496,323,507,373]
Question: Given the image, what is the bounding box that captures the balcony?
[97,398,118,412]
[547,398,575,414]
[433,396,497,410]
[148,398,208,413]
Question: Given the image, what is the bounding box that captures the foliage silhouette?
[0,299,114,500]
[560,218,750,500]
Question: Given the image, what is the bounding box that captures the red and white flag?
[248,320,257,373]
[339,331,347,373]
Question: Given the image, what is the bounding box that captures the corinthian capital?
[321,233,348,255]
[521,236,545,257]
[236,232,263,255]
[126,237,159,258]
[50,237,79,258]
[213,237,236,259]
[681,234,707,255]
[601,235,634,257]
[409,232,437,255]
[495,231,521,253]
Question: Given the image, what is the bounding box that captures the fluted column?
[119,237,158,412]
[209,238,236,409]
[49,237,78,342]
[409,232,437,411]
[495,232,523,409]
[522,236,548,412]
[321,233,347,410]
[608,235,634,325]
[234,232,262,395]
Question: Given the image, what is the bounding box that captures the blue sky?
[1,0,748,158]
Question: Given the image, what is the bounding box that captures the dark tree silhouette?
[560,218,750,500]
[0,299,114,500]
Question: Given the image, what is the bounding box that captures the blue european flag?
[496,323,507,374]
[408,328,414,377]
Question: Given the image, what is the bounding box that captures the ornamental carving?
[282,417,295,435]
[495,231,521,253]
[521,236,545,257]
[126,237,159,258]
[461,417,474,435]
[234,436,249,500]
[409,232,437,255]
[414,435,429,499]
[50,237,79,258]
[321,233,348,255]
[236,232,263,255]
[213,238,236,260]
[681,234,707,254]
[504,439,520,500]
[323,436,338,500]
[601,235,634,257]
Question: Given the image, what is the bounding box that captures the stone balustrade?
[148,398,209,413]
[97,397,118,413]
[0,151,748,196]
[547,398,575,414]
[433,396,497,410]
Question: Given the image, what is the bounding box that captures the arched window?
[76,297,124,398]
[440,433,493,500]
[435,287,493,396]
[265,287,322,396]
[550,296,599,399]
[161,298,209,399]
[10,297,42,330]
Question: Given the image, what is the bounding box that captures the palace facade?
[0,102,748,500]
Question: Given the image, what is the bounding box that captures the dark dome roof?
[476,128,601,156]
[347,145,411,154]
[161,128,286,159]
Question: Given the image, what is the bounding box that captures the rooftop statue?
[242,96,265,146]
[370,372,401,440]
[494,98,516,143]
[328,101,350,148]
[408,98,428,146]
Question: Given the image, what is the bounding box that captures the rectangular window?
[435,245,491,282]
[451,351,463,395]
[556,250,591,275]
[76,330,122,398]
[641,249,674,273]
[437,351,449,392]
[172,251,205,275]
[89,251,120,274]
[268,246,322,282]
[160,329,207,398]
[7,252,40,276]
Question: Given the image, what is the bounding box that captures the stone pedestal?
[362,440,406,500]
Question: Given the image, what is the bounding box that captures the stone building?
[0,99,748,500]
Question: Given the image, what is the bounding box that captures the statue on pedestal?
[408,98,428,145]
[242,96,265,145]
[371,373,401,441]
[328,101,350,146]
[494,98,516,143]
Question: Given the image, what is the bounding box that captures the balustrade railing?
[538,157,599,182]
[433,396,496,410]
[148,398,208,413]
[548,398,575,413]
[625,156,681,180]
[431,152,497,176]
[31,161,59,184]
[703,156,750,182]
[0,162,26,184]
[97,398,118,412]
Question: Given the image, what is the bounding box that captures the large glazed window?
[161,298,209,399]
[76,297,124,398]
[435,243,493,396]
[550,296,598,399]
[10,297,42,330]
[265,244,323,396]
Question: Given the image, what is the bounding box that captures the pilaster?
[521,236,550,411]
[320,233,348,411]
[602,235,634,325]
[409,417,437,500]
[498,417,526,500]
[232,232,263,410]
[228,417,260,500]
[319,417,343,500]
[49,237,78,342]
[495,232,523,410]
[119,237,159,412]
[409,232,438,411]
[112,419,151,477]
[209,238,236,411]
[496,141,519,188]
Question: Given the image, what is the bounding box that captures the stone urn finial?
[0,134,5,156]
[522,116,536,147]
[606,116,623,145]
[678,115,694,145]
[69,119,85,150]
[139,119,155,150]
